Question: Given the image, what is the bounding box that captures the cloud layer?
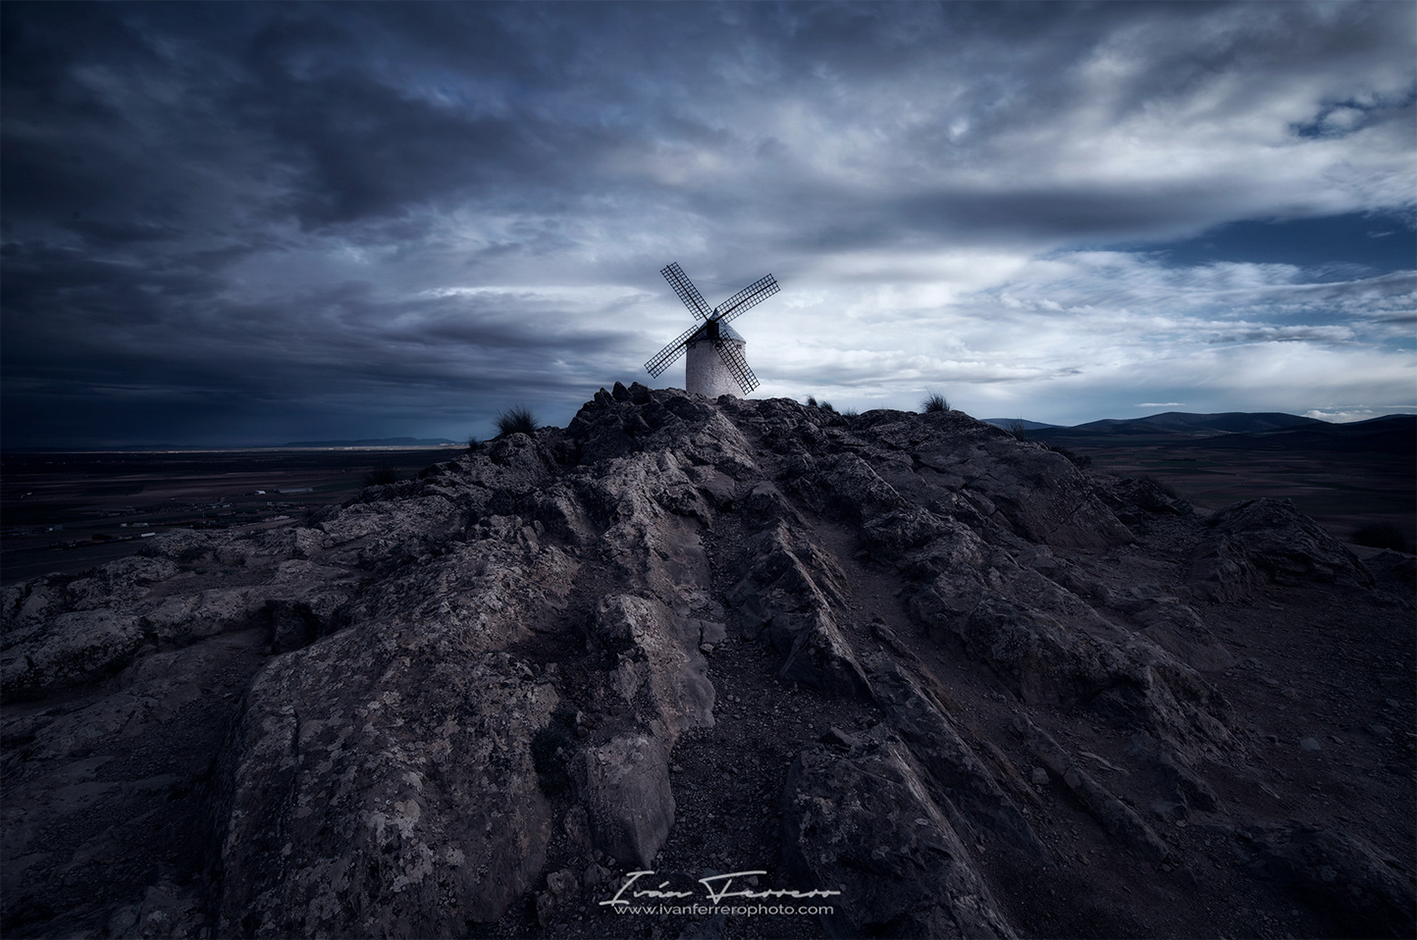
[3,1,1413,445]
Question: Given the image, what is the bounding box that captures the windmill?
[644,262,779,398]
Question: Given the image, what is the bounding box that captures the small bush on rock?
[363,464,400,486]
[1044,444,1091,468]
[921,391,949,413]
[495,405,539,437]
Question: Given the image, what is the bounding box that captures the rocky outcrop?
[1191,497,1374,601]
[3,386,1412,940]
[727,522,870,697]
[869,656,1048,862]
[782,733,1019,939]
[215,640,561,936]
[1014,714,1172,865]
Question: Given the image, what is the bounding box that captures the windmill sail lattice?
[645,262,778,396]
[660,262,713,321]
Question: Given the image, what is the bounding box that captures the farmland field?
[1033,430,1415,550]
[1,446,464,584]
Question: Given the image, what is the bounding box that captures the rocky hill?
[3,385,1413,939]
[1033,412,1417,457]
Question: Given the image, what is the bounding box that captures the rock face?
[782,734,1018,939]
[3,385,1413,940]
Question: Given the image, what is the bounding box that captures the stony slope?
[2,385,1413,939]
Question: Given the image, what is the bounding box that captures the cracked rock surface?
[3,385,1413,939]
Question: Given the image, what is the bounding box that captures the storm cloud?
[3,1,1413,446]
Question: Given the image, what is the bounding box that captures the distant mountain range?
[1072,411,1321,435]
[1011,411,1416,457]
[980,418,1060,432]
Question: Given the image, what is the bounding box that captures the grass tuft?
[1044,444,1091,468]
[363,463,400,486]
[494,405,539,437]
[921,391,949,413]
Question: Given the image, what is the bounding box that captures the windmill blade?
[661,262,712,321]
[714,338,760,395]
[713,273,779,324]
[644,321,702,377]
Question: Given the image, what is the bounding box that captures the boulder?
[216,641,559,935]
[577,733,675,869]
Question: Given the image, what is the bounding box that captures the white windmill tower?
[644,262,779,398]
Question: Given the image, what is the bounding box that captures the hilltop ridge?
[2,385,1413,939]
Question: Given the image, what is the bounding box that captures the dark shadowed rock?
[1102,476,1194,520]
[1,608,144,699]
[1014,714,1172,865]
[1235,823,1416,939]
[868,656,1049,861]
[781,734,1019,938]
[726,522,869,695]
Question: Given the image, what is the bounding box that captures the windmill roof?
[689,320,746,343]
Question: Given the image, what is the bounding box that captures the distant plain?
[0,446,462,584]
[1027,413,1415,551]
[2,412,1412,585]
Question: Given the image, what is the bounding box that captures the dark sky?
[3,1,1413,447]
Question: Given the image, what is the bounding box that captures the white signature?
[599,869,843,907]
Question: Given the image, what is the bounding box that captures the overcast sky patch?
[2,0,1413,446]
